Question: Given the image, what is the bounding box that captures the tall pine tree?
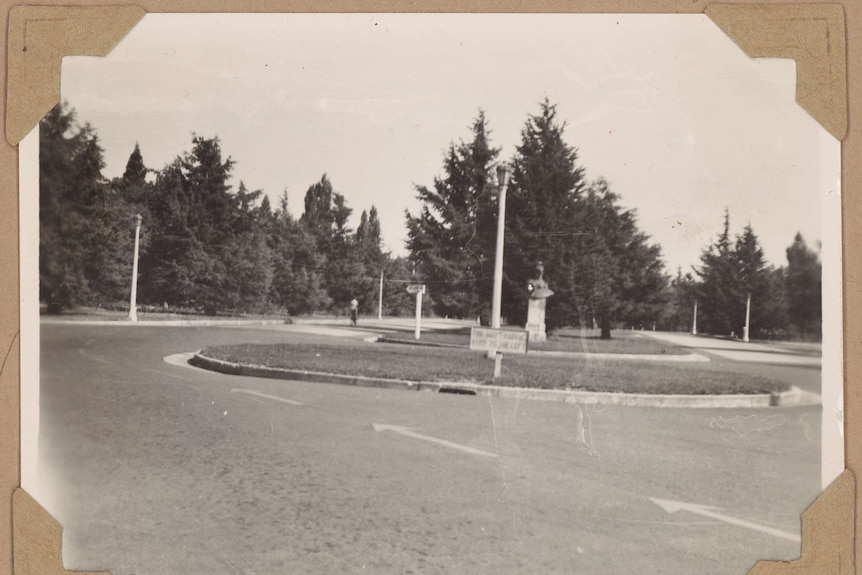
[405,111,500,321]
[505,99,586,329]
[785,232,821,339]
[40,102,133,311]
[695,214,784,338]
[573,178,668,338]
[695,210,740,335]
[138,136,239,314]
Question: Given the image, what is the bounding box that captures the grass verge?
[200,341,788,395]
[380,327,686,355]
[44,306,291,322]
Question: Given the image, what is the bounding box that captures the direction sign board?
[406,284,426,294]
[470,327,529,354]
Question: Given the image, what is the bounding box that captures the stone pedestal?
[525,297,548,343]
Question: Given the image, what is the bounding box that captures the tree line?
[666,214,822,340]
[39,102,414,318]
[40,99,821,340]
[405,99,821,340]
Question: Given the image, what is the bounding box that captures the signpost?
[406,284,426,339]
[470,327,529,378]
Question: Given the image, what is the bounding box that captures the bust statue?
[527,261,554,299]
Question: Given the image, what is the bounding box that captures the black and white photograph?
[20,12,842,575]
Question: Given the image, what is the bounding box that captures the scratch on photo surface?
[576,402,601,457]
[564,397,603,457]
[798,413,819,443]
[486,394,524,553]
[709,414,785,437]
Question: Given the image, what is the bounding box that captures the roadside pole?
[743,293,751,342]
[489,164,510,359]
[691,300,698,335]
[415,291,422,339]
[378,270,383,320]
[407,284,425,340]
[128,214,143,322]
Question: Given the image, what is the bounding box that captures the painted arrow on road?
[372,423,498,458]
[649,497,801,543]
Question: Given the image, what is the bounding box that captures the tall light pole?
[128,213,143,322]
[742,293,751,342]
[691,300,698,335]
[491,164,510,330]
[378,269,384,320]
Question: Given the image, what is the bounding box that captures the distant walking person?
[349,297,359,326]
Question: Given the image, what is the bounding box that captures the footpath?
[641,331,822,368]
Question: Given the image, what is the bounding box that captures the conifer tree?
[505,99,586,329]
[138,136,238,314]
[40,102,133,310]
[573,178,668,338]
[695,213,786,338]
[785,232,821,338]
[406,111,500,321]
[354,206,387,314]
[666,268,698,332]
[270,190,330,314]
[223,181,272,311]
[122,142,148,187]
[695,210,740,335]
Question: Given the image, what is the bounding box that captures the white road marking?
[372,423,498,458]
[163,352,198,369]
[142,367,190,381]
[78,348,109,363]
[230,389,304,406]
[649,497,801,543]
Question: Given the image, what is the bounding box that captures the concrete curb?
[41,318,290,327]
[189,352,801,409]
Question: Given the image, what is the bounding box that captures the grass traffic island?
[197,340,789,396]
[378,327,687,355]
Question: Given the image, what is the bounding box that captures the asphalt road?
[37,324,821,575]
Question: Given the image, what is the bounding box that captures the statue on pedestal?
[525,261,554,343]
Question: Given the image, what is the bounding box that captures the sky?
[59,13,838,273]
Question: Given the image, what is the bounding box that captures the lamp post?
[128,213,143,322]
[486,164,510,365]
[378,269,384,320]
[691,300,698,335]
[742,293,751,342]
[491,164,510,330]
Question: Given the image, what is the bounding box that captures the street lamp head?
[135,213,143,225]
[496,164,510,188]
